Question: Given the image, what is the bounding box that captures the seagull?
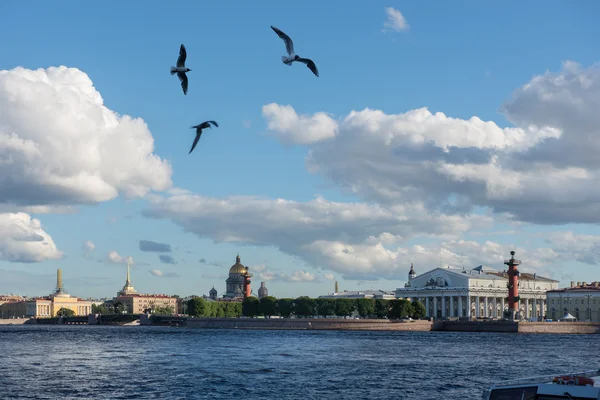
[170,44,191,95]
[270,25,319,77]
[189,121,219,154]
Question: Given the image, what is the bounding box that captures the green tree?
[278,298,295,318]
[388,299,412,319]
[187,297,210,317]
[334,298,355,318]
[242,296,260,317]
[411,300,426,319]
[294,297,315,318]
[113,302,126,314]
[151,305,174,315]
[92,304,111,315]
[355,298,375,318]
[56,308,75,317]
[315,298,336,318]
[374,299,390,319]
[259,296,278,317]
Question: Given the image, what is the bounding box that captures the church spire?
[126,257,131,285]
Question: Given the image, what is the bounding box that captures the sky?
[1,1,600,300]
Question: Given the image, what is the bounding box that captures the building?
[546,281,600,322]
[319,290,395,300]
[258,282,269,299]
[209,287,218,300]
[111,260,177,314]
[395,252,559,319]
[0,269,93,318]
[224,254,253,299]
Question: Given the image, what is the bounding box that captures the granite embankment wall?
[433,320,600,334]
[0,318,33,325]
[518,322,600,334]
[186,317,433,331]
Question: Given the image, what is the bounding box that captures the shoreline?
[2,317,599,334]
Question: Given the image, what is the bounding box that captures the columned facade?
[396,262,557,320]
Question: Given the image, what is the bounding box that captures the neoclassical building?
[546,281,600,322]
[396,258,559,320]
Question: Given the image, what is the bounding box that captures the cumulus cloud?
[143,192,491,279]
[261,62,600,225]
[149,269,179,278]
[0,66,172,209]
[382,7,410,32]
[0,212,63,263]
[251,264,317,283]
[159,254,177,264]
[262,103,338,145]
[82,240,95,257]
[106,251,134,265]
[139,240,172,253]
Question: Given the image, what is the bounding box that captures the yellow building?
[111,259,177,314]
[0,269,93,318]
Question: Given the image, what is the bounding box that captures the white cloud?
[144,192,491,279]
[250,264,317,283]
[383,7,410,32]
[82,240,95,256]
[262,103,338,146]
[149,269,179,278]
[0,66,172,209]
[106,251,134,265]
[261,62,600,225]
[0,212,63,262]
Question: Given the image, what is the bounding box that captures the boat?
[482,369,600,399]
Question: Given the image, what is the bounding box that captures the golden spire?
[126,258,131,285]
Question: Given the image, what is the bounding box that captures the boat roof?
[488,369,600,399]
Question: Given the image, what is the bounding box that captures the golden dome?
[229,254,248,275]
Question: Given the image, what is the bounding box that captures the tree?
[259,296,278,317]
[388,299,412,319]
[56,308,75,317]
[315,298,336,318]
[242,296,260,317]
[374,299,389,319]
[294,297,315,318]
[187,297,209,317]
[355,298,375,318]
[278,298,295,318]
[113,302,126,314]
[335,299,355,318]
[411,300,426,319]
[151,305,174,315]
[92,304,111,315]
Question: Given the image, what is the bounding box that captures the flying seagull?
[170,44,191,95]
[270,25,319,77]
[189,121,219,154]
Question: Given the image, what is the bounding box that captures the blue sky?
[1,1,600,299]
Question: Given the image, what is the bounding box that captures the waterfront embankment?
[433,320,600,334]
[0,318,33,325]
[186,317,433,331]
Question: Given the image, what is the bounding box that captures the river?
[0,325,595,399]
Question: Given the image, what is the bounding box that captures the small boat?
[482,368,600,399]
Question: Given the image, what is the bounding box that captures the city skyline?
[1,2,600,299]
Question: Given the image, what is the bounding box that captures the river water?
[0,325,596,399]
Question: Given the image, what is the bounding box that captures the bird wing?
[271,26,294,56]
[177,44,187,67]
[177,72,188,95]
[296,57,319,77]
[207,120,219,128]
[189,131,202,154]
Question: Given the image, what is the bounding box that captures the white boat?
[483,369,600,399]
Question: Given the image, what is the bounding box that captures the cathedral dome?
[229,254,247,275]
